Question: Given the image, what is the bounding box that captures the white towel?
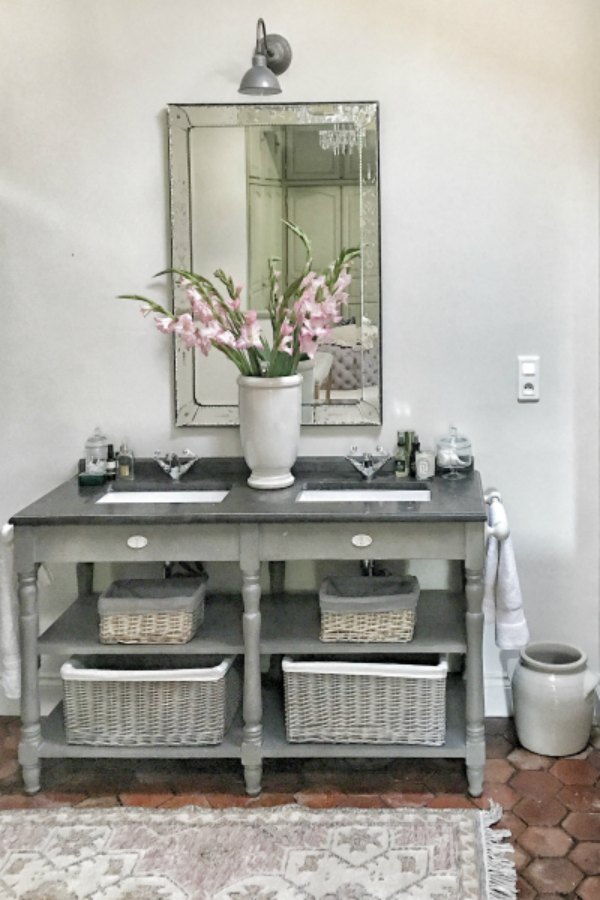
[483,500,530,650]
[0,524,20,699]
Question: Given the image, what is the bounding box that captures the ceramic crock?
[238,374,303,490]
[512,642,598,756]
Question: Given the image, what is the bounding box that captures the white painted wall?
[1,1,598,715]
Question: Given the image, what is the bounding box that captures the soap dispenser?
[117,442,135,481]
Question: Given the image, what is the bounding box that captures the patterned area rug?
[0,804,516,899]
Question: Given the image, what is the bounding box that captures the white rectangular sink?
[296,487,431,503]
[96,490,229,505]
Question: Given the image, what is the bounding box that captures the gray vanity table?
[10,458,487,797]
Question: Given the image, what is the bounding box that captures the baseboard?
[484,673,513,718]
[2,673,516,720]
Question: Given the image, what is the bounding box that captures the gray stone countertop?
[10,457,486,526]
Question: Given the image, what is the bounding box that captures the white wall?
[1,0,598,713]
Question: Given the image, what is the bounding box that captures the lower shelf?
[39,674,466,761]
[39,703,244,759]
[262,675,467,759]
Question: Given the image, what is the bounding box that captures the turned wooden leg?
[241,567,262,796]
[464,564,485,797]
[17,570,41,794]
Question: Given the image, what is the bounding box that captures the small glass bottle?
[394,433,407,478]
[117,442,134,480]
[105,444,117,481]
[409,434,420,477]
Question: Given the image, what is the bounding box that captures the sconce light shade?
[239,19,292,95]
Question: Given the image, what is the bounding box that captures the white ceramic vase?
[512,642,599,756]
[238,374,303,490]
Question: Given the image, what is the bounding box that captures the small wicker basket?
[319,575,419,643]
[98,576,206,645]
[61,655,240,746]
[283,655,447,745]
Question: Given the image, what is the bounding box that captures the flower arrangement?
[120,221,360,378]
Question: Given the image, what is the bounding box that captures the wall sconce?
[238,18,292,95]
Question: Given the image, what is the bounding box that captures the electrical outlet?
[518,355,540,402]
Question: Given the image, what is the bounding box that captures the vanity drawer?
[29,524,241,564]
[258,522,467,561]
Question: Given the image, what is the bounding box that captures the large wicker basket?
[283,655,447,745]
[319,575,419,643]
[98,576,206,645]
[61,655,240,746]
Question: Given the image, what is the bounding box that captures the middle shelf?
[38,589,467,656]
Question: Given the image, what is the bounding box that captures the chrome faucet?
[345,445,391,481]
[154,449,198,481]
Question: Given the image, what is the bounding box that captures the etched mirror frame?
[168,102,381,426]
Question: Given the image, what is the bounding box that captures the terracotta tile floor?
[0,717,598,898]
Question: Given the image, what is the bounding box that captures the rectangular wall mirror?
[168,102,381,426]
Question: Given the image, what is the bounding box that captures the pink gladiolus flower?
[154,314,175,333]
[128,221,358,378]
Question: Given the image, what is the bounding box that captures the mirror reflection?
[169,103,381,426]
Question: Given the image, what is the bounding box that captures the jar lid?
[437,425,471,453]
[85,427,108,449]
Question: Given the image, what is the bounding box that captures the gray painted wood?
[12,464,486,796]
[17,570,42,794]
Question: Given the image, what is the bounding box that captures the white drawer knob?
[351,533,373,548]
[127,535,148,550]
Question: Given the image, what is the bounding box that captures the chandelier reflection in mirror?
[319,124,365,156]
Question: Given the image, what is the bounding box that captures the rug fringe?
[482,803,517,900]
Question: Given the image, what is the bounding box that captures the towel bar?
[484,488,510,542]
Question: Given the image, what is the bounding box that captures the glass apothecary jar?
[436,426,472,480]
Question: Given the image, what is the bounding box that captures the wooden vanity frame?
[14,513,486,797]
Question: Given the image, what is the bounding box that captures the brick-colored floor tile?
[382,791,433,807]
[507,746,554,770]
[570,843,600,877]
[248,792,301,808]
[0,758,20,782]
[524,858,583,895]
[31,791,89,807]
[578,876,600,900]
[473,783,519,811]
[159,793,211,809]
[338,793,386,808]
[203,793,259,808]
[513,846,531,873]
[486,734,513,759]
[538,894,573,900]
[75,796,122,808]
[514,796,567,827]
[563,812,600,841]
[510,769,561,800]
[550,758,598,785]
[499,810,527,840]
[518,826,573,858]
[425,794,477,809]
[294,790,346,809]
[483,758,514,784]
[119,791,175,808]
[516,875,537,899]
[559,785,600,813]
[0,794,37,809]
